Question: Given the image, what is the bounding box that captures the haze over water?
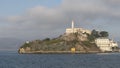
[0,52,120,68]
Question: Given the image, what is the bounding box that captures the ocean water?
[0,52,120,68]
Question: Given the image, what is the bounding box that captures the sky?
[0,0,120,50]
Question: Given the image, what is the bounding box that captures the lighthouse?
[72,20,74,33]
[65,20,91,34]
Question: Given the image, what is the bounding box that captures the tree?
[91,29,100,38]
[43,38,50,41]
[87,29,109,41]
[87,34,95,41]
[100,31,109,37]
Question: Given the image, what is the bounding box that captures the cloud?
[62,0,120,19]
[0,6,66,40]
[0,0,120,40]
[104,0,120,4]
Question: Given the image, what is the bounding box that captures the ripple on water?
[0,53,120,68]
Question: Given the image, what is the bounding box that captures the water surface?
[0,52,120,68]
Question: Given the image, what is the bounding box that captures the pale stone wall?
[95,38,118,52]
[66,28,91,34]
[95,38,110,46]
[99,46,112,52]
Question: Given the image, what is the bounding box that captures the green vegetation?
[20,43,31,48]
[43,38,50,41]
[82,41,95,47]
[87,29,109,41]
[44,39,63,45]
[100,31,109,37]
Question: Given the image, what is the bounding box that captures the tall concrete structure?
[72,20,74,33]
[66,20,91,34]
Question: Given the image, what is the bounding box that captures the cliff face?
[18,33,101,54]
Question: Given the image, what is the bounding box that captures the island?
[18,21,119,54]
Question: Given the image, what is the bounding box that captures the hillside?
[18,32,101,54]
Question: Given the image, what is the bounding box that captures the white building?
[26,41,30,44]
[66,20,91,34]
[95,38,118,52]
[110,40,118,47]
[19,48,25,53]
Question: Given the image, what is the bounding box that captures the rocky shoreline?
[19,51,101,54]
[18,50,120,54]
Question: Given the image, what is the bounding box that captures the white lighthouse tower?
[65,20,91,34]
[72,20,74,33]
